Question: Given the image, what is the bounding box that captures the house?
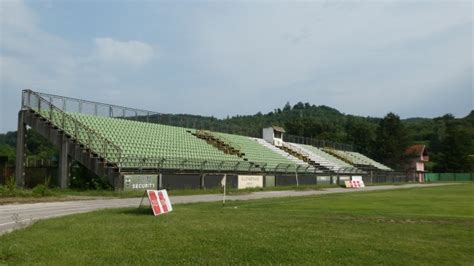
[405,144,429,182]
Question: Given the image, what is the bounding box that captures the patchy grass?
[0,184,472,265]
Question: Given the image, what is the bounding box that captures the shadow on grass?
[121,207,153,216]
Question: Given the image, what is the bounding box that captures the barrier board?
[344,180,365,188]
[238,175,263,189]
[147,189,173,216]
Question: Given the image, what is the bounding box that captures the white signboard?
[238,175,263,189]
[351,176,363,182]
[123,175,158,191]
[147,189,173,216]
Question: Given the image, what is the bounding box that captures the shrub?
[32,184,52,197]
[32,176,52,197]
[3,176,16,196]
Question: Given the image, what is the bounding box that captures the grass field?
[1,184,473,265]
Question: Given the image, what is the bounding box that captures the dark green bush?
[3,176,16,196]
[32,176,52,197]
[32,184,52,197]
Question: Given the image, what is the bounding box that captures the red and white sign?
[344,180,365,188]
[147,189,173,216]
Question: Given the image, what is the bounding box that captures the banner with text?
[124,175,158,191]
[237,175,263,189]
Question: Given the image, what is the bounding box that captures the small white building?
[263,126,285,147]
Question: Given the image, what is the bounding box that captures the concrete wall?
[262,127,274,144]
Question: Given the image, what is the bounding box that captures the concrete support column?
[58,135,69,188]
[114,174,122,192]
[200,174,205,189]
[15,111,26,187]
[158,173,163,189]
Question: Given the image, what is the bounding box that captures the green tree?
[345,117,375,155]
[436,121,473,172]
[374,113,409,169]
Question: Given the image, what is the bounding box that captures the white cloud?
[184,1,472,118]
[0,1,159,132]
[94,37,155,66]
[0,0,472,132]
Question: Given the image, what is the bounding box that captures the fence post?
[200,173,205,189]
[295,171,299,187]
[158,172,163,189]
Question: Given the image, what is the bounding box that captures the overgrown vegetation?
[0,176,53,199]
[0,184,472,264]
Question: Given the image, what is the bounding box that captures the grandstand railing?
[196,130,243,154]
[119,155,257,172]
[22,90,123,166]
[27,91,261,136]
[282,142,311,159]
[209,131,243,152]
[30,90,159,121]
[118,155,319,174]
[284,134,353,151]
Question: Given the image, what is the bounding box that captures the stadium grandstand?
[15,90,392,190]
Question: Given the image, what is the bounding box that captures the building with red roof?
[405,144,429,182]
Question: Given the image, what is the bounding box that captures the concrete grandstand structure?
[15,90,393,190]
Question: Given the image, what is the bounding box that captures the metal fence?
[32,90,158,121]
[23,90,123,165]
[30,90,261,137]
[425,173,473,182]
[118,155,364,175]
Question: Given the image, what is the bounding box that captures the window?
[274,131,282,139]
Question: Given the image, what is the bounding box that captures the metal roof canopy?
[272,126,286,133]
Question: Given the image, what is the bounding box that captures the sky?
[0,0,473,133]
